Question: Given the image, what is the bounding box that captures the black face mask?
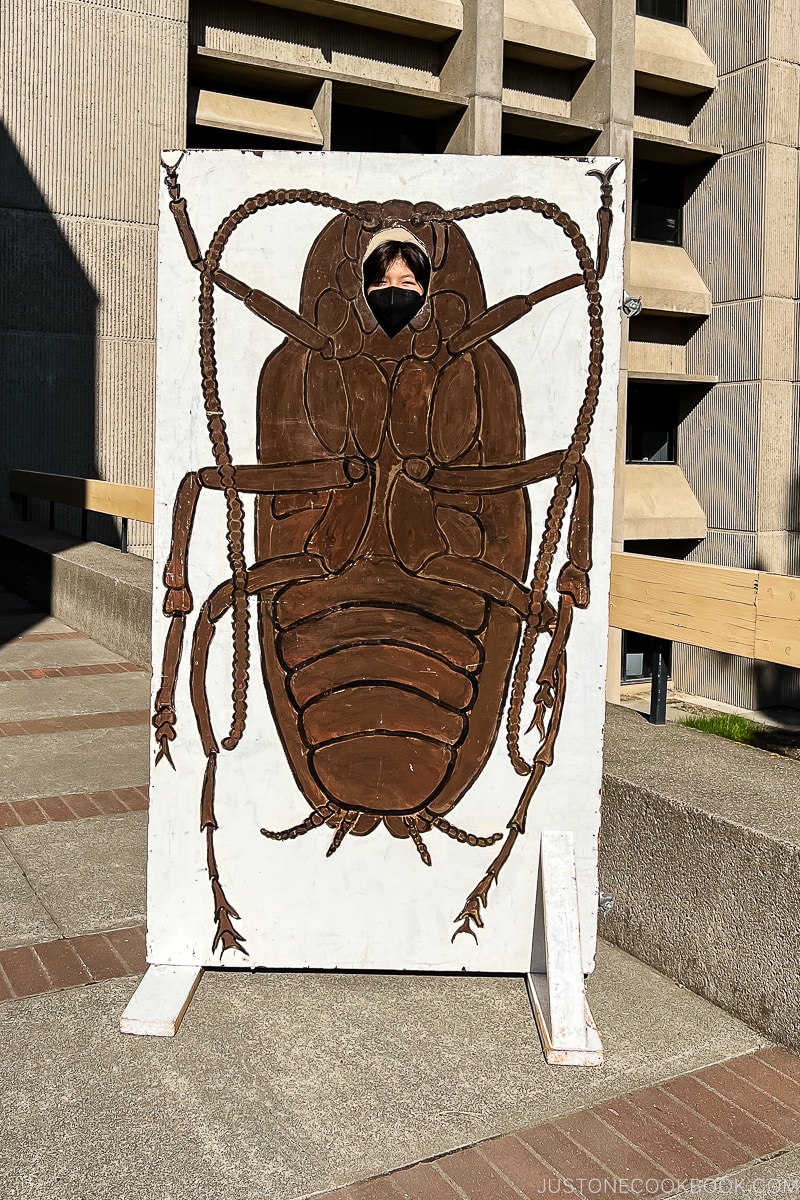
[367,287,425,337]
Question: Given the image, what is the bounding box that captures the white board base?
[526,973,603,1066]
[120,965,203,1037]
[527,830,604,1067]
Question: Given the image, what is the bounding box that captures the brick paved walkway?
[320,1047,800,1199]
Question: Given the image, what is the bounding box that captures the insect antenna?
[427,815,502,848]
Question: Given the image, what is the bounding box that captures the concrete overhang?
[635,16,717,96]
[623,463,707,541]
[633,125,722,165]
[629,242,711,319]
[190,88,324,146]
[252,0,463,40]
[504,0,596,69]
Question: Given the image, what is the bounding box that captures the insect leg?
[451,649,569,944]
[528,458,593,737]
[188,583,247,956]
[153,471,204,766]
[446,274,584,356]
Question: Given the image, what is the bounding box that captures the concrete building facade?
[2,0,798,708]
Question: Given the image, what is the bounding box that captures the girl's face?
[366,255,424,296]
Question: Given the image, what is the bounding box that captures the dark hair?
[362,240,431,294]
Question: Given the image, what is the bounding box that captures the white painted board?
[148,151,624,974]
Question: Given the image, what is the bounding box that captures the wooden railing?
[10,470,154,553]
[608,551,800,721]
[608,551,800,669]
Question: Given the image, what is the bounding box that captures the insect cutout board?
[146,151,624,985]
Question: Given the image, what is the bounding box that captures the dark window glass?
[636,0,687,24]
[632,160,683,245]
[626,384,679,463]
[331,105,438,153]
[621,631,672,683]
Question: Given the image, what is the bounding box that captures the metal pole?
[649,639,669,725]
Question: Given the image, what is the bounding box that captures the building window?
[631,160,684,245]
[626,383,679,463]
[636,0,687,24]
[622,631,672,683]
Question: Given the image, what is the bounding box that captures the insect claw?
[155,740,176,770]
[451,918,479,944]
[525,706,547,738]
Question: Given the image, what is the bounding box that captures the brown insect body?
[153,165,618,954]
[257,201,528,841]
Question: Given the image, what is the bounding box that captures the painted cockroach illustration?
[152,156,619,956]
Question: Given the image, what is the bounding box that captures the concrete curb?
[600,704,800,1050]
[0,522,152,666]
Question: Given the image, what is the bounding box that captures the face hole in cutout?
[362,236,431,338]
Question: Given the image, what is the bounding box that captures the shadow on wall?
[0,120,118,551]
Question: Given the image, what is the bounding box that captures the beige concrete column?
[440,0,504,154]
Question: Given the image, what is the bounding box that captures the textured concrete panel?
[678,383,760,533]
[761,297,797,381]
[1,812,148,938]
[688,0,768,76]
[687,299,762,382]
[671,643,759,711]
[1,0,185,223]
[766,60,800,145]
[758,381,796,533]
[600,703,800,1048]
[769,0,800,68]
[691,64,767,153]
[0,209,157,340]
[686,528,759,568]
[684,147,765,303]
[763,144,800,300]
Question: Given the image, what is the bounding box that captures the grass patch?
[680,712,762,743]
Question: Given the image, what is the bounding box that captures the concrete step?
[0,520,152,665]
[599,702,800,1052]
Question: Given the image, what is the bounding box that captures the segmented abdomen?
[273,561,487,815]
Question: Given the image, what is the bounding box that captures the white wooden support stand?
[526,830,603,1067]
[120,965,203,1037]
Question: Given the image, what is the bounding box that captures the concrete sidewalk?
[1,586,798,1200]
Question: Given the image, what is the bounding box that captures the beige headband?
[363,226,427,259]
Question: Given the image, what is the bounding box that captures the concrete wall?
[0,0,187,556]
[673,0,800,709]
